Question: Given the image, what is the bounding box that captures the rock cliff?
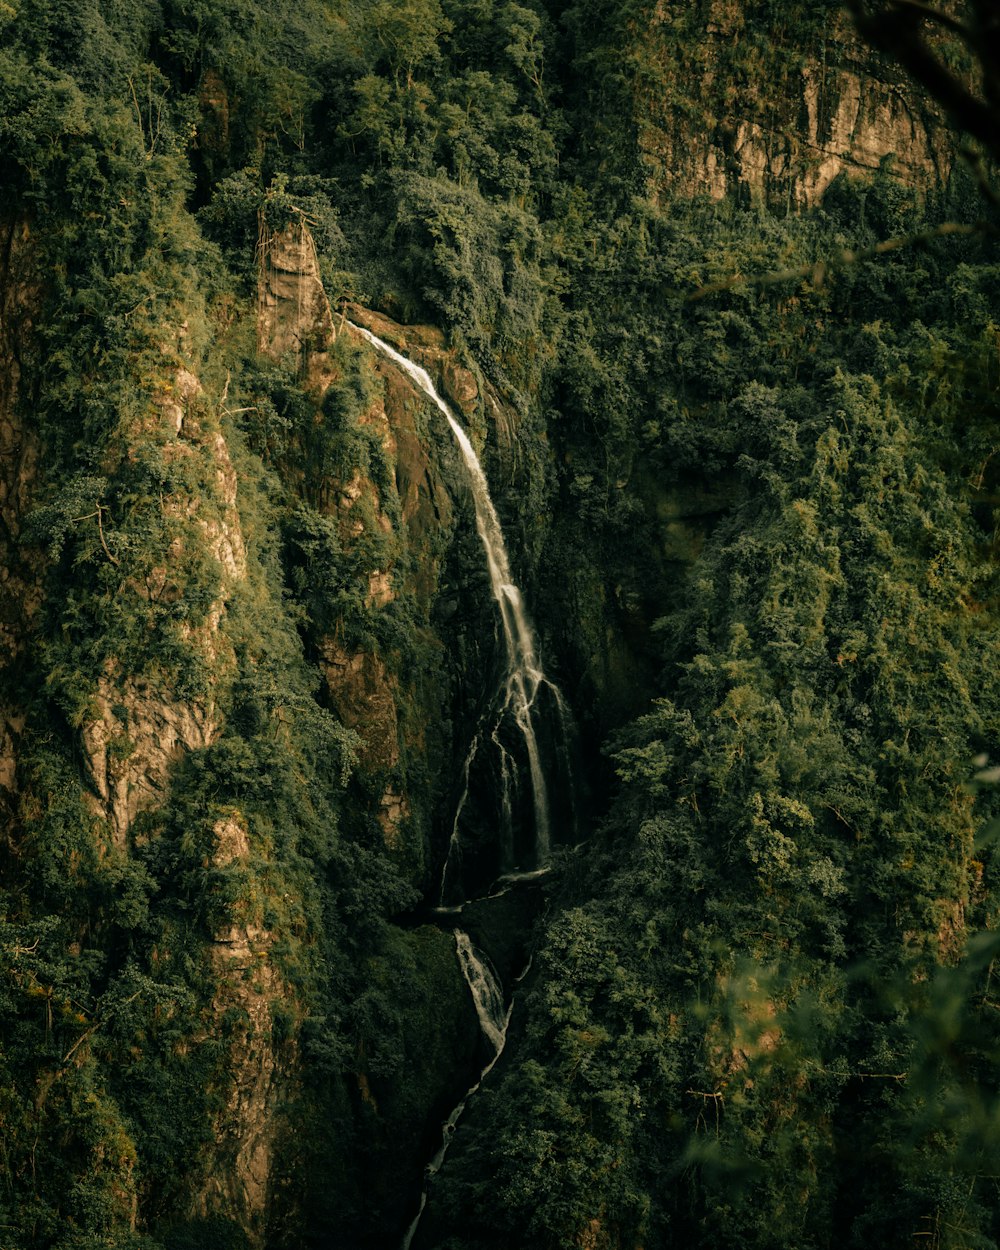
[637,2,951,205]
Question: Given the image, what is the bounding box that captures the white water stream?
[400,930,513,1250]
[349,322,553,879]
[351,320,574,1249]
[439,732,479,903]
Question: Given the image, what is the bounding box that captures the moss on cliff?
[2,2,1000,1249]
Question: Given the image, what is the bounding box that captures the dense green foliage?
[1,1,1000,1249]
[424,181,1000,1247]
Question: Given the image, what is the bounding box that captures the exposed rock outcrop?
[79,350,246,846]
[80,672,220,848]
[257,223,478,853]
[345,304,481,420]
[257,214,337,382]
[194,813,297,1247]
[638,3,951,206]
[318,642,399,772]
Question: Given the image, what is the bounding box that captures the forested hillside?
[2,2,1000,1248]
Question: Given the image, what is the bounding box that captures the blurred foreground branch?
[688,219,989,300]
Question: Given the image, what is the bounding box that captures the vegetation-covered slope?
[1,2,999,1249]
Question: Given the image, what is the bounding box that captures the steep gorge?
[1,2,1000,1249]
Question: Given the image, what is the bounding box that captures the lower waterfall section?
[401,931,514,1250]
[455,930,508,1053]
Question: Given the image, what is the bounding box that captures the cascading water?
[351,319,575,1247]
[439,732,479,904]
[349,321,566,889]
[454,929,508,1052]
[400,931,513,1250]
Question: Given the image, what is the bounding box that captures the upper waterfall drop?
[349,320,555,872]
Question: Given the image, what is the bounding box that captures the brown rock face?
[256,222,421,847]
[257,224,489,852]
[345,303,481,419]
[77,355,246,846]
[257,215,337,381]
[194,813,297,1246]
[318,642,400,772]
[637,3,951,206]
[80,674,220,849]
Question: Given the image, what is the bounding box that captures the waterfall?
[400,930,513,1250]
[454,930,507,1053]
[439,732,478,905]
[350,321,557,874]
